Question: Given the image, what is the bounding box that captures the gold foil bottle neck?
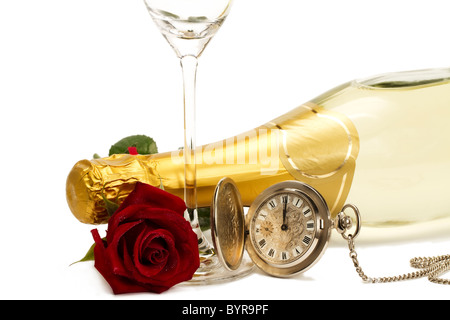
[66,154,160,224]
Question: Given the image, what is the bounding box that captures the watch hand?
[281,200,288,231]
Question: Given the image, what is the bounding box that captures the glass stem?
[180,54,198,212]
[180,55,214,256]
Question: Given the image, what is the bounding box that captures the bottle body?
[66,68,450,239]
[316,68,450,229]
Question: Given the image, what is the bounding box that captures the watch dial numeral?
[281,195,289,204]
[306,220,315,231]
[293,197,303,208]
[258,211,268,220]
[268,199,277,210]
[293,246,303,256]
[259,238,267,248]
[281,251,289,261]
[303,206,312,217]
[268,248,275,257]
[302,235,312,246]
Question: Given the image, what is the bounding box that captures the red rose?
[91,182,200,294]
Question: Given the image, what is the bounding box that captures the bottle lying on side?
[66,68,450,241]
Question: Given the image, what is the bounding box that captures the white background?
[0,0,449,300]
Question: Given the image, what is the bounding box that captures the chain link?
[346,234,450,285]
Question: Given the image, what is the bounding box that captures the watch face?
[250,192,316,265]
[246,181,331,277]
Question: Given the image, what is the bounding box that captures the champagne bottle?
[66,68,450,239]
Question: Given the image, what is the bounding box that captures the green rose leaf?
[101,188,120,217]
[197,207,211,231]
[108,135,158,156]
[70,239,103,266]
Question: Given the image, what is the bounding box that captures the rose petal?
[115,210,197,287]
[105,220,144,277]
[127,209,200,284]
[120,231,178,293]
[143,237,167,264]
[107,206,184,244]
[133,228,174,278]
[106,205,157,243]
[91,229,151,294]
[110,209,199,286]
[116,182,186,216]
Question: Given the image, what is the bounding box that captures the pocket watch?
[244,180,333,277]
[211,178,358,278]
[211,178,450,283]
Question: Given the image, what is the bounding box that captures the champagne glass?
[143,0,252,282]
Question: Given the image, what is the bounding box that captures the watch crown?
[335,212,353,234]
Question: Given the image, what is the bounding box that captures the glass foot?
[182,230,255,285]
[188,254,254,285]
